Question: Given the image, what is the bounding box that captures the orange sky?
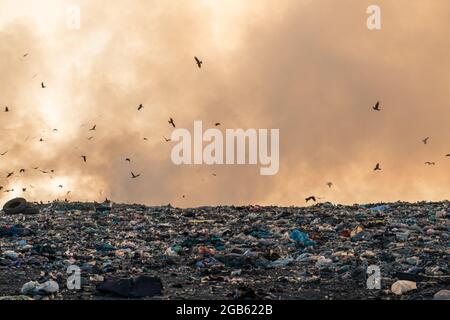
[0,0,449,207]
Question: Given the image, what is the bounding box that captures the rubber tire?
[3,198,28,214]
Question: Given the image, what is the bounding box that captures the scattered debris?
[433,290,450,300]
[2,198,39,215]
[391,280,417,295]
[97,276,163,298]
[21,280,59,296]
[0,201,448,299]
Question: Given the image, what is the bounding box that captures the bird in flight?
[163,136,171,142]
[143,137,148,141]
[39,138,44,142]
[23,53,29,58]
[422,137,430,145]
[168,118,176,128]
[20,169,26,173]
[215,123,221,127]
[424,162,436,166]
[305,196,317,203]
[326,182,333,188]
[58,185,63,188]
[131,172,141,179]
[6,172,14,178]
[372,101,381,111]
[81,155,87,162]
[89,125,97,131]
[87,136,94,141]
[446,154,450,157]
[4,107,9,112]
[22,188,27,192]
[138,104,144,111]
[194,56,203,69]
[41,82,46,88]
[0,151,8,156]
[125,158,131,162]
[374,163,381,171]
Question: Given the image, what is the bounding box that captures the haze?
[0,0,449,207]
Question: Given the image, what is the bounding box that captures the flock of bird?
[305,101,449,203]
[2,53,449,204]
[0,55,207,200]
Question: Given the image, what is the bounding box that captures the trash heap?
[0,199,448,300]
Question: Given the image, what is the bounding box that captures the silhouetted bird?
[0,151,8,156]
[168,118,176,128]
[125,158,131,162]
[143,137,148,141]
[4,107,9,112]
[6,172,14,178]
[58,185,63,188]
[89,125,97,131]
[422,137,430,144]
[81,155,87,162]
[39,138,44,142]
[20,169,26,173]
[164,136,171,142]
[215,123,221,126]
[446,154,450,157]
[138,104,144,111]
[23,53,29,58]
[326,182,333,188]
[212,173,217,177]
[131,172,141,179]
[41,82,46,88]
[194,56,203,68]
[373,101,381,111]
[87,136,94,140]
[424,162,435,165]
[22,188,26,192]
[305,196,317,203]
[374,163,381,171]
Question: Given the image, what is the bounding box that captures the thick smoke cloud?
[0,0,449,207]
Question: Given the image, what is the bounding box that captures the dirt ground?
[0,201,448,300]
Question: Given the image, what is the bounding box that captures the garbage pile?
[0,199,448,300]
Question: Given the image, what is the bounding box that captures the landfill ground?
[0,200,448,300]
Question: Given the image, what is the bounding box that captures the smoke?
[0,0,449,206]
